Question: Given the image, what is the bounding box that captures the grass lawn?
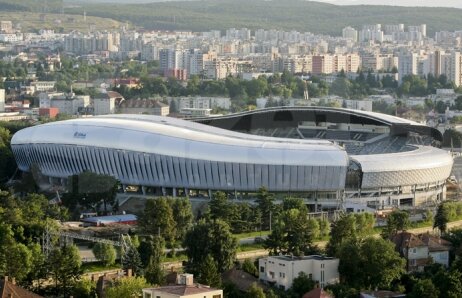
[81,262,121,273]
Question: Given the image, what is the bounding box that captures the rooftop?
[144,284,221,295]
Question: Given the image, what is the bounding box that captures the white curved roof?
[11,115,349,167]
[352,146,453,188]
[351,146,453,173]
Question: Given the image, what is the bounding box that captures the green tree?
[122,246,143,276]
[170,198,193,241]
[105,276,149,298]
[72,278,98,298]
[434,203,451,234]
[326,213,357,257]
[318,218,330,237]
[338,237,405,289]
[138,235,165,268]
[144,255,165,286]
[247,282,266,298]
[455,96,462,110]
[264,201,318,256]
[381,210,410,239]
[241,259,258,277]
[289,272,315,296]
[263,218,287,255]
[208,191,232,222]
[139,198,176,242]
[408,278,439,298]
[5,242,33,282]
[255,187,275,230]
[0,127,16,187]
[184,219,237,273]
[330,77,351,98]
[198,254,221,287]
[433,269,462,298]
[92,243,116,267]
[48,245,82,297]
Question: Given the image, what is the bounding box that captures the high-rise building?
[342,26,358,42]
[359,25,384,43]
[398,53,419,82]
[312,55,333,74]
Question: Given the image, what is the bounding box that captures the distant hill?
[0,11,123,33]
[0,0,63,12]
[65,0,462,36]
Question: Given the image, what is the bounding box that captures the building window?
[260,266,265,273]
[212,295,221,298]
[269,271,275,279]
[279,272,285,278]
[412,248,417,254]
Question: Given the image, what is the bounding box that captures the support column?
[141,186,147,196]
[173,188,177,197]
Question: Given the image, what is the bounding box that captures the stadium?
[11,107,454,211]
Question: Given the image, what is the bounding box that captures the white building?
[0,33,23,43]
[344,99,373,111]
[342,26,358,42]
[31,81,56,93]
[259,255,339,290]
[38,92,65,108]
[0,89,5,112]
[177,97,231,111]
[142,274,223,298]
[93,95,116,115]
[398,53,419,82]
[51,95,91,115]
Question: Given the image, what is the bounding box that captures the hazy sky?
[314,0,462,8]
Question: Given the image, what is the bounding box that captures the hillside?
[0,11,123,33]
[66,0,462,36]
[0,0,63,12]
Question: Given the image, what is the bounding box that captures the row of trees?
[0,190,85,297]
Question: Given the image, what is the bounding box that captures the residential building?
[359,24,383,43]
[342,26,358,42]
[142,274,223,298]
[93,91,124,115]
[398,53,419,82]
[177,96,231,111]
[30,81,56,93]
[0,89,4,113]
[119,99,169,116]
[0,21,13,33]
[259,255,339,290]
[0,276,43,297]
[312,55,333,74]
[51,95,91,115]
[392,232,451,272]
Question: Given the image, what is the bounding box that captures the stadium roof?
[12,114,348,167]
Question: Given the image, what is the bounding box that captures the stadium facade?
[11,107,454,211]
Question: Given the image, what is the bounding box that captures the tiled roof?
[392,232,426,249]
[146,284,220,296]
[302,288,334,298]
[0,277,43,298]
[419,234,451,252]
